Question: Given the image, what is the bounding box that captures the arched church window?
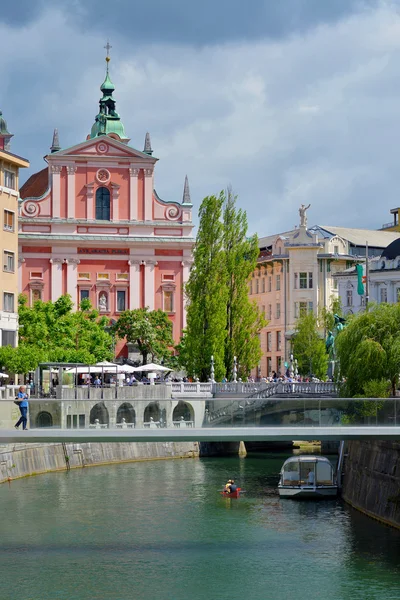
[96,187,110,220]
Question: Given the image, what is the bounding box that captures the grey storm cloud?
[2,0,379,43]
[2,0,400,237]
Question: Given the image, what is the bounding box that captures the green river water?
[0,453,399,600]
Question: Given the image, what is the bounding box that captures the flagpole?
[365,240,369,310]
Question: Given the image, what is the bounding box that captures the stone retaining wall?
[0,441,199,483]
[342,440,400,529]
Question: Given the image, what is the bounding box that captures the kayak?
[220,487,242,498]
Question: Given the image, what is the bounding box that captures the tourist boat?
[220,487,242,498]
[278,456,338,499]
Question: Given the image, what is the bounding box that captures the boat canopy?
[280,456,335,486]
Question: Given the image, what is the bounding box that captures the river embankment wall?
[0,441,199,483]
[342,440,400,529]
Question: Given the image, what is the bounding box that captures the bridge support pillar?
[199,441,246,457]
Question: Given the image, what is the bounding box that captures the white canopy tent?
[65,361,122,374]
[133,363,171,372]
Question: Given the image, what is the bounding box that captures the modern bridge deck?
[1,426,399,443]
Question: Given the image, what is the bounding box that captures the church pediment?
[50,137,157,163]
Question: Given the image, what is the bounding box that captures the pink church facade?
[18,61,194,357]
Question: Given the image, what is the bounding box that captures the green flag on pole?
[356,263,364,295]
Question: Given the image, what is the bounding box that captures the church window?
[95,187,110,220]
[80,289,90,303]
[117,290,126,312]
[31,289,41,303]
[163,291,174,313]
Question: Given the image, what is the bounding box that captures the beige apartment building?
[0,110,29,347]
[250,207,400,377]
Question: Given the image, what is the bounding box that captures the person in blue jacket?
[15,386,29,431]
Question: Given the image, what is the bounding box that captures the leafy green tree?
[223,189,267,378]
[336,303,400,396]
[184,194,228,381]
[0,344,45,375]
[15,294,114,368]
[113,308,174,364]
[292,311,328,380]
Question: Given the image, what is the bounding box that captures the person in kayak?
[229,479,237,493]
[224,480,233,493]
[224,479,237,494]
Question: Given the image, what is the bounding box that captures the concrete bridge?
[1,381,398,443]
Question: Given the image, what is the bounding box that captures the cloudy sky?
[2,0,400,235]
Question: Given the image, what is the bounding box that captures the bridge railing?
[246,381,339,398]
[1,396,399,432]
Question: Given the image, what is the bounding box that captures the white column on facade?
[86,183,94,220]
[128,260,141,309]
[111,183,120,221]
[50,258,64,301]
[18,257,25,295]
[129,168,139,221]
[65,258,80,307]
[67,166,77,219]
[51,165,62,218]
[143,260,157,310]
[181,260,192,329]
[144,168,153,221]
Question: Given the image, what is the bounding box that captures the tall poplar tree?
[223,189,266,379]
[184,194,227,381]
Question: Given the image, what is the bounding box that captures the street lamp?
[210,355,215,383]
[233,356,237,383]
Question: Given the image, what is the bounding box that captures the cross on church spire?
[104,40,112,71]
[104,40,112,58]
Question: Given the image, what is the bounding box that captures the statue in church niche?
[299,203,311,228]
[99,292,108,312]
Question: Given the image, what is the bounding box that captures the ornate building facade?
[18,58,194,357]
[250,207,400,377]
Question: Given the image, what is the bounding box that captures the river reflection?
[0,453,399,600]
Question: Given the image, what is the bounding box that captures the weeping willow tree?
[336,303,400,397]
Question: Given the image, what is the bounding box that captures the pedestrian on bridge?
[14,386,29,431]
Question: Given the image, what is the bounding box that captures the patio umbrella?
[118,364,140,373]
[133,363,171,372]
[0,373,9,378]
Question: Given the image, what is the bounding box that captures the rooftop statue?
[299,203,311,228]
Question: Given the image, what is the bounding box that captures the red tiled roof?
[20,167,49,199]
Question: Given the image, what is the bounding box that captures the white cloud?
[2,2,400,236]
